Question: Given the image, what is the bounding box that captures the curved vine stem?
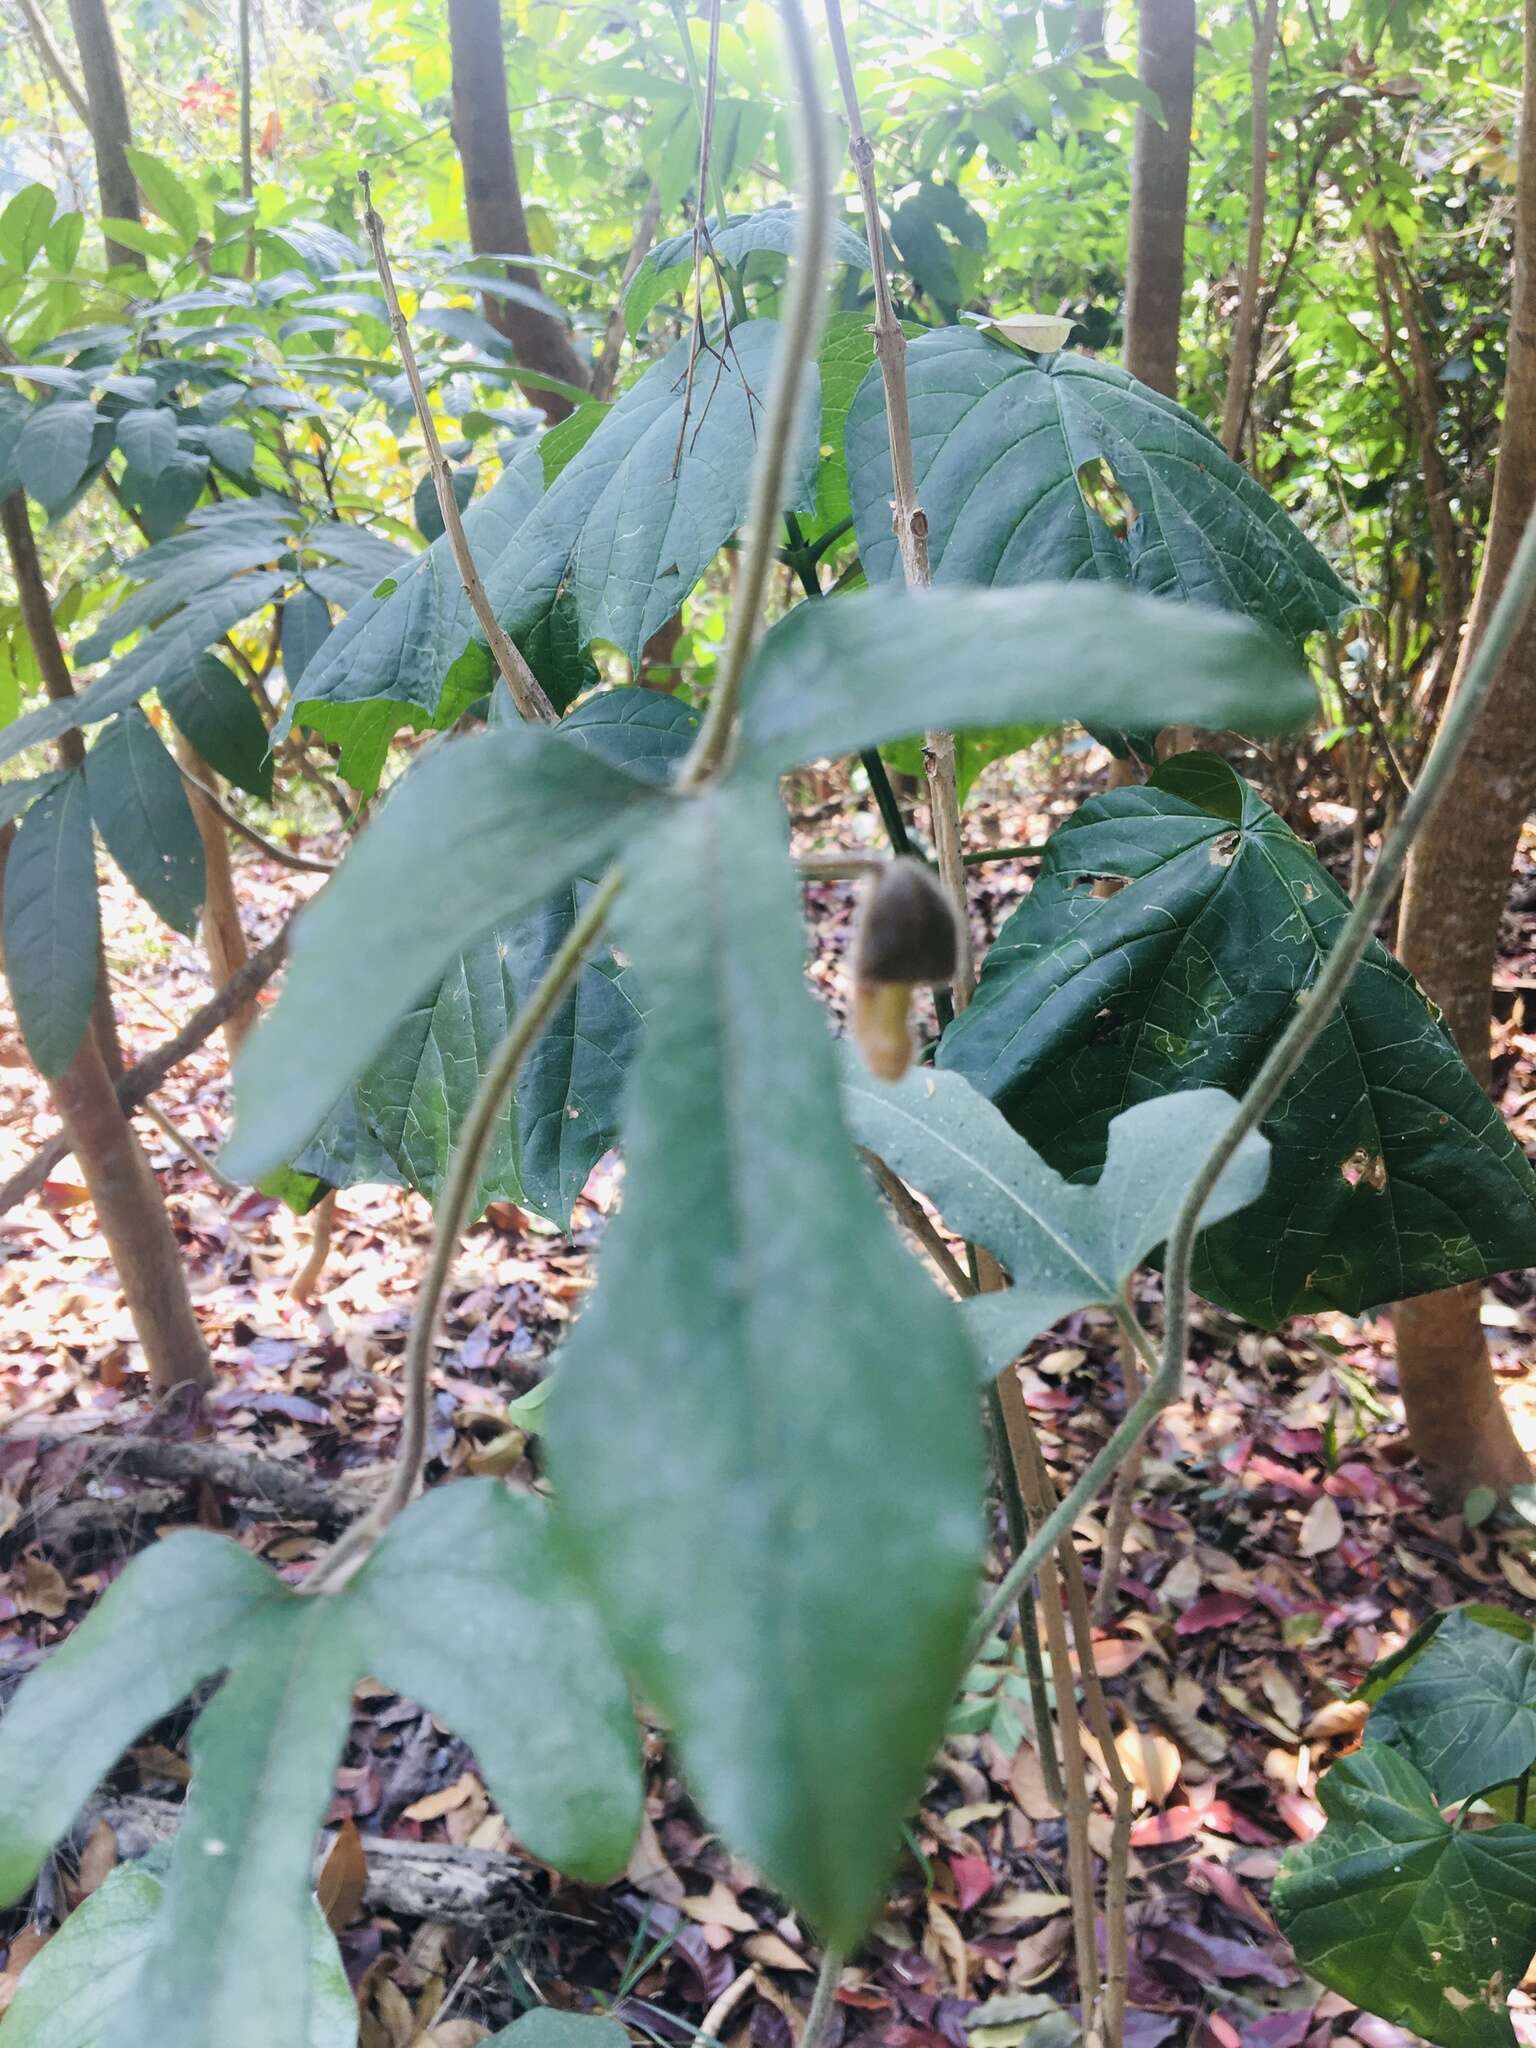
[679,0,832,787]
[303,869,624,1593]
[972,500,1536,1655]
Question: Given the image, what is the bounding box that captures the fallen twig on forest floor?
[24,1435,377,1547]
[0,926,290,1216]
[85,1795,541,1926]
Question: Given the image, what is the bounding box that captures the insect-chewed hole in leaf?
[1075,456,1138,541]
[1339,1148,1388,1191]
[1208,832,1241,868]
[850,858,959,1081]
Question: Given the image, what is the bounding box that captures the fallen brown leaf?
[1115,1724,1182,1804]
[682,1882,758,1936]
[317,1817,367,1933]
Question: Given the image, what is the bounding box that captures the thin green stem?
[986,1380,1066,1808]
[303,869,624,1593]
[961,842,1047,866]
[972,502,1536,1654]
[679,0,831,788]
[803,1947,845,2048]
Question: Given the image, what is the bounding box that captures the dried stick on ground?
[358,172,557,728]
[822,0,972,1009]
[0,927,291,1218]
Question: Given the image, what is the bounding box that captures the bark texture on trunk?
[1,498,213,1396]
[1123,0,1196,398]
[173,737,255,1053]
[64,0,145,270]
[1390,0,1536,1507]
[1219,0,1280,458]
[446,0,587,420]
[47,1025,215,1393]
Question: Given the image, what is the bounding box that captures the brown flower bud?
[849,860,959,1081]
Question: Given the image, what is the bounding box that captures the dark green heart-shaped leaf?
[843,1063,1268,1376]
[2,771,99,1076]
[1273,1743,1536,2048]
[225,725,671,1181]
[734,585,1317,778]
[84,708,205,935]
[546,782,984,1949]
[1367,1609,1536,1807]
[938,755,1536,1326]
[847,327,1357,649]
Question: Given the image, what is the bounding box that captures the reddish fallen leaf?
[948,1854,993,1912]
[1244,1455,1320,1500]
[1241,2014,1314,2047]
[1175,1593,1255,1636]
[1128,1804,1204,1848]
[1274,1791,1326,1841]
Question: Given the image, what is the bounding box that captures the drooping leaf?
[1366,1608,1536,1807]
[843,1063,1268,1377]
[288,322,817,791]
[0,185,55,272]
[846,328,1358,649]
[272,444,546,793]
[224,726,671,1181]
[0,571,288,772]
[84,709,205,935]
[0,1532,275,1903]
[280,588,332,687]
[338,688,698,1224]
[120,1601,359,2048]
[811,311,914,534]
[121,149,201,245]
[1,771,99,1076]
[0,1864,355,2048]
[734,585,1317,779]
[118,452,208,541]
[159,653,273,800]
[75,504,300,663]
[17,401,101,515]
[0,1485,638,2048]
[624,202,869,336]
[937,754,1536,1325]
[546,781,984,1949]
[113,407,181,481]
[412,462,477,541]
[1273,1743,1536,2048]
[289,1086,404,1192]
[347,1480,642,1880]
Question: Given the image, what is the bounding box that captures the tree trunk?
[173,738,256,1054]
[1123,0,1196,398]
[0,501,213,1397]
[1390,0,1536,1508]
[1219,0,1280,458]
[446,0,588,421]
[64,0,145,270]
